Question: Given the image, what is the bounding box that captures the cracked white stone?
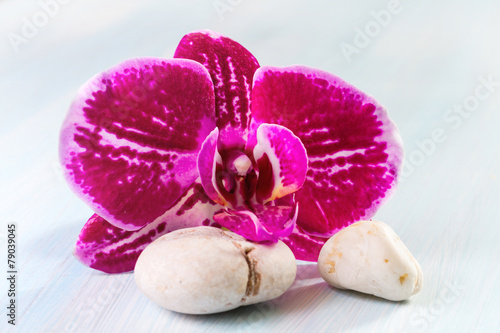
[318,220,423,301]
[134,226,297,314]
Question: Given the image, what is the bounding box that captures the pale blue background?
[1,0,499,332]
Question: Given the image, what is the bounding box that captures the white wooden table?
[1,0,499,332]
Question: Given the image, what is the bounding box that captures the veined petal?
[281,225,328,262]
[213,203,298,242]
[174,30,260,149]
[252,123,308,203]
[251,65,403,242]
[74,180,223,273]
[60,58,215,230]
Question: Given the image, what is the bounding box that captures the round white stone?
[134,226,297,314]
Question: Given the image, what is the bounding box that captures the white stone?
[134,226,297,314]
[318,220,423,301]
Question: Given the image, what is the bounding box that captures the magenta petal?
[197,127,227,205]
[74,180,223,273]
[281,225,328,262]
[60,58,215,230]
[213,203,297,242]
[252,123,308,203]
[251,66,403,242]
[174,30,260,149]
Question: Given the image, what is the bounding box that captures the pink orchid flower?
[59,31,403,273]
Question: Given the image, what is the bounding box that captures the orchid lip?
[213,200,299,243]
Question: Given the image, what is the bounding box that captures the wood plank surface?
[1,0,499,332]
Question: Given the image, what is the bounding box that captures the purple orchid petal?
[174,30,260,149]
[74,180,223,273]
[197,127,227,205]
[252,123,308,203]
[60,58,215,231]
[197,127,240,208]
[250,66,403,254]
[281,225,328,262]
[198,125,260,209]
[213,203,298,242]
